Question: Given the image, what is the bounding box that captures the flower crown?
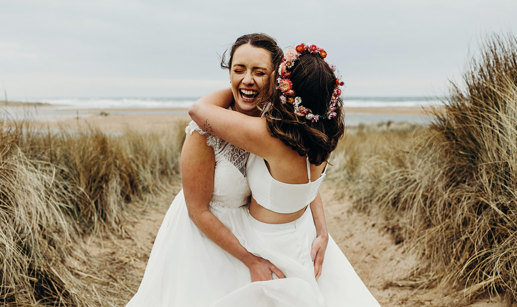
[277,43,344,122]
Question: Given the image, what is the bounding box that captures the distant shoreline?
[1,104,440,132]
[6,95,443,110]
[1,104,441,129]
[1,103,441,115]
[0,100,51,107]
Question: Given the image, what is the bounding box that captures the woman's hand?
[246,255,285,282]
[311,233,328,279]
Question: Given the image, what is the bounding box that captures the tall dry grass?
[331,35,517,303]
[0,118,187,305]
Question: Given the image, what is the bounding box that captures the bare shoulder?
[181,131,214,163]
[265,149,328,183]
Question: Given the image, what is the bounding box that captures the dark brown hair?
[221,33,283,71]
[265,52,345,165]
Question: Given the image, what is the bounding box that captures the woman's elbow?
[187,207,195,221]
[188,102,198,120]
[187,206,210,228]
[186,205,200,224]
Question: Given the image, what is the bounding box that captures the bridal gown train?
[127,121,379,307]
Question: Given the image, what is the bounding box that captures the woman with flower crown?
[127,34,338,307]
[189,43,379,306]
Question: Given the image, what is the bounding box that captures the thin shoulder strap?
[322,161,328,175]
[306,156,311,183]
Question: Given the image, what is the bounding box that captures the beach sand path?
[98,183,505,306]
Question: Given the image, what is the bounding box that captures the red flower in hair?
[285,89,295,97]
[319,49,327,58]
[296,44,306,53]
[309,44,318,53]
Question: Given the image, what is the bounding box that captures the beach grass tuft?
[330,34,517,303]
[0,118,187,305]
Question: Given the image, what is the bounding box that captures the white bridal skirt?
[127,191,379,307]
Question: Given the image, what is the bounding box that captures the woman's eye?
[256,71,266,76]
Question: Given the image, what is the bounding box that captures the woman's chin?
[234,99,258,115]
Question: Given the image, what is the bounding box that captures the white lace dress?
[126,121,254,306]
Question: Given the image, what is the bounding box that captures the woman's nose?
[243,71,254,84]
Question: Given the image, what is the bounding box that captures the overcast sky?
[1,0,516,99]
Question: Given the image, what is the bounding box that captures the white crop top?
[246,154,326,214]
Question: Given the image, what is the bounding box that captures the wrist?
[241,252,259,267]
[317,230,329,240]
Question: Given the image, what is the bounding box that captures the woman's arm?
[188,89,281,159]
[309,192,329,279]
[181,131,284,281]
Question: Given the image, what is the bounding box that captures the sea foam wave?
[18,96,444,109]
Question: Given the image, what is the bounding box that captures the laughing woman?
[127,34,331,306]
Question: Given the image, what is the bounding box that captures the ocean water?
[342,96,442,108]
[344,113,434,126]
[28,96,444,109]
[9,96,443,125]
[34,97,198,109]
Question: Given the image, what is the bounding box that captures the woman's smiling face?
[230,43,273,116]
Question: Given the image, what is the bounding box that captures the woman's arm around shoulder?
[188,89,281,159]
[181,130,284,281]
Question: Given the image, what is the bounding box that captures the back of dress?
[246,153,325,214]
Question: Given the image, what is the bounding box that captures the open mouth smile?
[239,89,258,102]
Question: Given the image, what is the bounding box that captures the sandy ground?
[111,184,506,306]
[319,186,507,307]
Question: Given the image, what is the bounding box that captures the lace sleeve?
[185,120,219,148]
[185,120,206,136]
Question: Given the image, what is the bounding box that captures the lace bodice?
[185,121,250,209]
